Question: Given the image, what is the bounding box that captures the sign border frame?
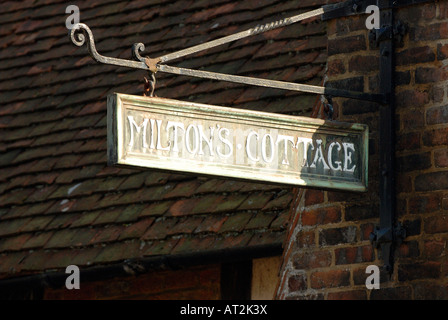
[107,93,369,192]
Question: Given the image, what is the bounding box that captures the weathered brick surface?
[277,1,448,300]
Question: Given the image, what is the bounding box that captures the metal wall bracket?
[370,223,406,272]
[369,20,407,48]
[69,6,388,104]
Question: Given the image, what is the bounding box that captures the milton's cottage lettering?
[108,94,368,191]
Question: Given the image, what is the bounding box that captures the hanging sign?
[107,94,368,192]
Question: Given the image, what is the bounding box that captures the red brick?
[411,22,448,41]
[432,86,445,103]
[328,35,366,55]
[310,269,350,289]
[335,245,374,265]
[416,66,448,84]
[293,250,332,269]
[370,286,412,300]
[396,132,421,151]
[327,290,367,300]
[319,226,357,246]
[396,173,412,193]
[302,206,341,226]
[332,14,367,35]
[408,194,441,214]
[398,2,435,21]
[342,99,379,116]
[437,43,448,60]
[396,46,436,66]
[413,282,448,300]
[398,240,420,258]
[345,204,378,221]
[435,149,448,168]
[288,273,307,292]
[427,105,448,125]
[304,190,324,206]
[403,219,422,237]
[443,196,448,210]
[396,89,430,109]
[400,109,425,129]
[423,128,448,146]
[415,171,448,191]
[424,240,445,258]
[398,261,441,281]
[327,76,364,92]
[424,214,448,234]
[296,230,316,249]
[360,223,375,241]
[397,152,432,172]
[327,58,346,76]
[349,55,379,73]
[440,1,448,19]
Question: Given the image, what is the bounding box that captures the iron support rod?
[156,8,325,64]
[157,64,386,103]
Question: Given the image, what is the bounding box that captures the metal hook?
[143,56,160,97]
[144,72,156,97]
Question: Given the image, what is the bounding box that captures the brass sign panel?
[108,94,368,192]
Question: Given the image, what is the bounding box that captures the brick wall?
[277,2,448,300]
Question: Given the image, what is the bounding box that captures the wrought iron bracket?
[369,223,406,273]
[69,13,387,104]
[369,20,407,48]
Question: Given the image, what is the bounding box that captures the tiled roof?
[0,0,327,280]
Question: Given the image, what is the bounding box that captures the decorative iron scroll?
[69,9,385,103]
